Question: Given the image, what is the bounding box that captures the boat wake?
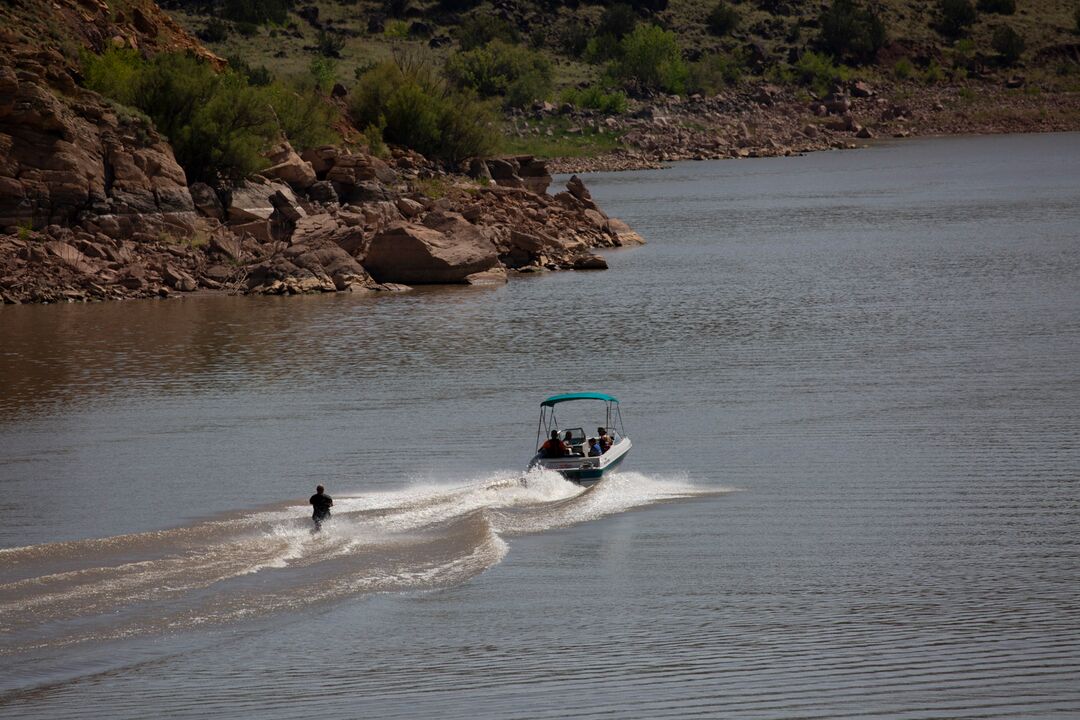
[0,471,723,655]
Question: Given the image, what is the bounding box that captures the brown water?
[1,133,1079,718]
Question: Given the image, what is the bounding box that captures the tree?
[445,40,553,109]
[350,57,498,160]
[938,0,977,38]
[991,24,1025,65]
[706,2,740,37]
[819,0,886,64]
[609,24,688,95]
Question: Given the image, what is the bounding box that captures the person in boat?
[310,484,333,531]
[539,430,568,458]
[588,437,603,457]
[597,428,612,453]
[564,430,580,455]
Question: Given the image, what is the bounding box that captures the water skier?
[310,484,333,531]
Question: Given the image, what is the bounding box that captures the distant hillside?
[152,0,1080,163]
[159,0,1080,89]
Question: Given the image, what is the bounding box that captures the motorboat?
[528,392,631,486]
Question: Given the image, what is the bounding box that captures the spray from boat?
[0,471,724,654]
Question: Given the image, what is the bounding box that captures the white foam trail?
[491,470,720,534]
[1,469,727,652]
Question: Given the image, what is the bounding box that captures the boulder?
[163,263,197,291]
[269,189,306,223]
[566,175,591,201]
[572,253,608,270]
[307,181,338,204]
[227,180,296,223]
[465,267,508,285]
[466,158,492,182]
[582,208,608,231]
[364,217,498,284]
[850,80,875,98]
[606,217,646,246]
[300,145,339,177]
[395,197,424,218]
[289,213,340,246]
[230,219,273,243]
[189,182,224,219]
[209,232,244,261]
[516,156,552,195]
[44,241,96,275]
[261,142,317,190]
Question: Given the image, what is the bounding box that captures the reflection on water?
[1,133,1079,719]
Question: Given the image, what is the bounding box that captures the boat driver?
[540,430,568,458]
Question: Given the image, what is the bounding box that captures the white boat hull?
[530,438,632,486]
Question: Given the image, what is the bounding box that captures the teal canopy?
[540,392,619,407]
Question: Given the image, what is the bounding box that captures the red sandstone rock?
[364,217,498,284]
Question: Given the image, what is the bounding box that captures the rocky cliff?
[0,1,643,305]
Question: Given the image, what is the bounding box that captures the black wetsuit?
[310,492,333,526]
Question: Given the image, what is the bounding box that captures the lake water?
[2,133,1079,718]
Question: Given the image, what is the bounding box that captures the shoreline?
[544,80,1080,174]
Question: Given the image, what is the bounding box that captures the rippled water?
[2,133,1079,718]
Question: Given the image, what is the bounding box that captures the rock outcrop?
[364,213,498,284]
[0,2,646,305]
[0,60,196,235]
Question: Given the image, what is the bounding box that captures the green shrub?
[221,0,291,25]
[560,86,629,113]
[316,30,345,58]
[893,57,914,79]
[938,0,977,38]
[267,77,340,151]
[598,4,639,40]
[794,50,851,97]
[384,19,409,38]
[309,57,336,92]
[922,59,945,83]
[227,55,273,86]
[180,74,280,184]
[818,0,886,64]
[80,47,142,104]
[363,121,388,158]
[687,51,746,93]
[350,58,498,160]
[609,24,688,95]
[951,38,976,71]
[446,40,552,109]
[991,24,1025,65]
[706,2,740,37]
[202,18,229,43]
[976,0,1014,14]
[585,33,623,63]
[456,16,519,51]
[584,4,639,63]
[556,21,593,57]
[82,49,338,183]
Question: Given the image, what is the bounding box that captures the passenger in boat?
[310,484,333,531]
[540,430,568,458]
[588,437,603,457]
[564,430,581,455]
[597,428,612,453]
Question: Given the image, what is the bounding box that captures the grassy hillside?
[154,0,1080,162]
[162,0,1080,87]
